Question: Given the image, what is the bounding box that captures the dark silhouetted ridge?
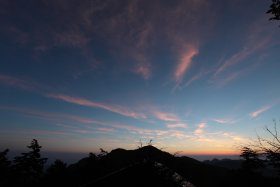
[66,146,228,187]
[2,143,280,187]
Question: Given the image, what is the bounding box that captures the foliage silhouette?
[240,147,264,171]
[0,149,11,169]
[267,0,280,21]
[267,150,280,174]
[47,159,67,175]
[98,148,108,158]
[240,121,280,177]
[12,139,47,186]
[137,139,153,148]
[44,159,67,186]
[0,149,11,186]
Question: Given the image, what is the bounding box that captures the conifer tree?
[13,139,47,185]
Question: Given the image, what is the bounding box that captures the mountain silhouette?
[62,146,228,187]
[59,145,279,187]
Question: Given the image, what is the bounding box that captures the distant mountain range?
[203,158,243,170]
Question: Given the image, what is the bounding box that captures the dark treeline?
[1,139,280,187]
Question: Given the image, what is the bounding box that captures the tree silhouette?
[13,139,47,185]
[88,152,97,162]
[0,149,11,186]
[45,159,67,185]
[240,147,263,171]
[266,150,280,175]
[241,121,280,176]
[267,0,280,21]
[0,149,11,169]
[256,122,280,174]
[98,148,108,158]
[47,159,67,175]
[137,139,143,148]
[147,139,153,146]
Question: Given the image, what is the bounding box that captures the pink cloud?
[3,1,215,82]
[169,130,187,139]
[153,111,180,122]
[0,105,100,124]
[113,124,154,135]
[213,119,229,124]
[134,62,151,80]
[60,115,99,124]
[0,74,36,91]
[0,75,147,120]
[213,118,236,124]
[55,123,79,130]
[126,23,153,80]
[9,129,75,137]
[0,106,118,136]
[114,123,159,135]
[198,123,206,128]
[113,123,185,138]
[46,93,146,119]
[175,46,198,83]
[166,123,187,128]
[96,127,114,132]
[74,130,91,134]
[54,31,90,48]
[250,105,273,118]
[194,122,207,135]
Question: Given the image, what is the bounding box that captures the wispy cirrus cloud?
[215,45,264,76]
[184,71,205,87]
[213,119,230,124]
[130,23,153,80]
[166,123,187,128]
[133,55,151,80]
[0,74,37,91]
[53,31,90,48]
[250,104,273,118]
[2,0,214,80]
[215,25,272,76]
[96,127,114,132]
[213,70,245,87]
[113,123,189,140]
[11,129,75,137]
[0,105,117,136]
[46,93,146,119]
[153,111,180,122]
[194,122,207,135]
[0,105,99,124]
[174,46,199,84]
[0,74,146,120]
[213,18,276,86]
[213,118,237,124]
[113,123,168,137]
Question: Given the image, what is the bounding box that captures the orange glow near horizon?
[180,149,240,156]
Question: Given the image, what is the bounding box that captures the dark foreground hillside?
[1,145,280,187]
[44,146,280,187]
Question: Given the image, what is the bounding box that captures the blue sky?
[0,0,279,155]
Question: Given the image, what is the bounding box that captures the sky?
[0,0,279,156]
